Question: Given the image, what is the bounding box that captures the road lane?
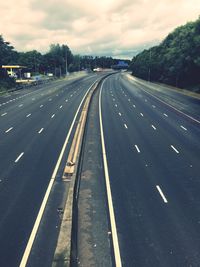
[100,73,200,266]
[0,74,102,267]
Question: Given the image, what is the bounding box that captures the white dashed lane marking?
[1,112,7,117]
[124,124,128,129]
[40,105,43,108]
[118,112,121,116]
[180,125,187,131]
[170,145,179,154]
[164,113,168,117]
[26,113,31,118]
[38,128,44,134]
[134,145,141,153]
[19,104,23,107]
[156,185,168,203]
[140,113,144,117]
[51,114,55,118]
[15,152,24,163]
[151,125,156,130]
[5,127,13,133]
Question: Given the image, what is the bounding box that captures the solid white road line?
[151,125,156,130]
[180,125,187,131]
[19,79,99,267]
[99,81,122,267]
[134,145,141,153]
[124,123,128,129]
[15,152,24,163]
[156,185,168,203]
[1,112,7,116]
[38,128,44,134]
[137,84,200,125]
[164,113,168,117]
[26,114,31,118]
[5,127,13,133]
[51,114,55,118]
[171,145,179,154]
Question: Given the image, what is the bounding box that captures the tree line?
[0,35,130,89]
[130,17,200,90]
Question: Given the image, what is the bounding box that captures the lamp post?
[148,50,152,82]
[65,50,68,76]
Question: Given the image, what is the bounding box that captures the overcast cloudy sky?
[0,0,199,58]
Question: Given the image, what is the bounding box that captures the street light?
[148,49,152,82]
[65,50,68,76]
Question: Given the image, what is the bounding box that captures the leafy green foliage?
[130,17,200,89]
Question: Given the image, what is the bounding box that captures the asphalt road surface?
[0,74,102,267]
[100,73,200,266]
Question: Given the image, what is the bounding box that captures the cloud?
[0,0,199,58]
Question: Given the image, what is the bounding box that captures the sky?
[0,0,200,59]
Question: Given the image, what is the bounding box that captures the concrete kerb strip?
[52,82,99,267]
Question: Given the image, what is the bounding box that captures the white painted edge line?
[170,145,179,154]
[134,145,141,153]
[124,123,128,129]
[15,152,24,163]
[19,78,99,267]
[180,125,187,131]
[151,125,156,130]
[156,185,168,203]
[99,80,122,267]
[26,114,31,118]
[38,128,44,134]
[138,84,200,124]
[5,127,13,133]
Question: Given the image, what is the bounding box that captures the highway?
[0,74,102,267]
[100,73,200,266]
